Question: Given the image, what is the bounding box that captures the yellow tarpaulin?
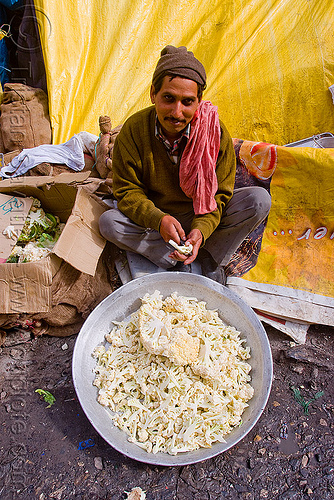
[226,141,334,323]
[34,0,334,145]
[246,146,334,299]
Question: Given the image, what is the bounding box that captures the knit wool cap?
[152,45,206,86]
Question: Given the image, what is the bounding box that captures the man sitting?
[99,45,271,284]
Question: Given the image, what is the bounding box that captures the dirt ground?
[0,318,333,500]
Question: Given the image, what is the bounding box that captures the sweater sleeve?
[112,116,167,231]
[190,120,236,243]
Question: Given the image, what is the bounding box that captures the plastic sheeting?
[247,146,334,300]
[227,144,334,326]
[33,0,334,145]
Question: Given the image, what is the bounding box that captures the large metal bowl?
[72,272,273,466]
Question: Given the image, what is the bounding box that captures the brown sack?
[0,127,4,154]
[30,243,118,337]
[0,83,52,153]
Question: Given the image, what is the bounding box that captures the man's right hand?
[159,215,186,244]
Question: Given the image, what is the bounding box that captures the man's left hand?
[169,228,203,264]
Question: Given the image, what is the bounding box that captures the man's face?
[150,76,200,142]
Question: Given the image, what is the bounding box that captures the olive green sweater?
[112,105,236,243]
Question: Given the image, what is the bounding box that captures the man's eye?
[164,95,174,101]
[183,99,194,106]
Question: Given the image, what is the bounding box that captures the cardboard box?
[0,192,33,261]
[0,172,107,314]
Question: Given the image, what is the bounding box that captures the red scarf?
[179,100,221,215]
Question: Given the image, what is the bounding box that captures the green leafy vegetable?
[35,389,56,408]
[290,386,324,414]
[6,254,19,263]
[17,207,60,244]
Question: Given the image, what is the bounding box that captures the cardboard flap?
[53,187,106,275]
[0,171,90,189]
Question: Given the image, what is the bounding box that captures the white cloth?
[0,134,89,179]
[77,131,99,156]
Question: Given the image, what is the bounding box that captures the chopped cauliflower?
[8,242,51,262]
[6,197,64,263]
[125,487,146,500]
[138,298,200,365]
[93,291,254,455]
[2,225,19,240]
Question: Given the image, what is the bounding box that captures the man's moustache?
[165,117,186,123]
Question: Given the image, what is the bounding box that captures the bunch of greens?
[6,198,64,263]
